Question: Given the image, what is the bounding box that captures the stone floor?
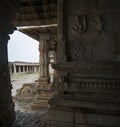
[11,73,39,96]
[11,111,45,127]
[10,73,48,127]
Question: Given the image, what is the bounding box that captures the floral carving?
[72,39,87,61]
[49,34,57,51]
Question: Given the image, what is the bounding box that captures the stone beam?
[12,18,57,27]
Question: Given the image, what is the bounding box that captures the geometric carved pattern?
[52,63,120,71]
[70,78,120,89]
[52,63,120,91]
[53,77,120,91]
[71,39,87,61]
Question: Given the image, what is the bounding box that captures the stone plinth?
[30,81,53,110]
[15,81,53,110]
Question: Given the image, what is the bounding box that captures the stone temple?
[0,0,120,127]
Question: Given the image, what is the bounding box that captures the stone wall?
[0,1,18,127]
[42,0,120,127]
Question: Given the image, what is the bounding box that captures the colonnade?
[38,34,56,84]
[9,62,39,74]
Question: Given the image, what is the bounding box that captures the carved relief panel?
[65,0,120,62]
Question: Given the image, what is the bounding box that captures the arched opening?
[8,30,41,113]
[7,25,57,126]
[0,1,58,127]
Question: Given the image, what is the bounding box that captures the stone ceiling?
[13,0,57,26]
[12,0,58,43]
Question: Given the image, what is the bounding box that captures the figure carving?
[72,15,87,33]
[96,16,106,33]
[93,16,106,33]
[72,39,87,61]
[49,34,57,51]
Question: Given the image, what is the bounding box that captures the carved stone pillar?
[39,34,50,84]
[31,34,52,109]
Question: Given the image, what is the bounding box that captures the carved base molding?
[42,62,120,127]
[30,81,53,110]
[52,62,120,71]
[0,103,15,127]
[42,107,120,127]
[42,82,120,127]
[31,91,53,109]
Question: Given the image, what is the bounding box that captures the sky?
[8,30,39,62]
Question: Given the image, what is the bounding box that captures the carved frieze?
[70,14,107,62]
[72,15,87,34]
[72,15,106,34]
[52,63,120,72]
[49,34,57,51]
[70,78,120,90]
[52,62,120,91]
[52,74,120,92]
[71,39,87,61]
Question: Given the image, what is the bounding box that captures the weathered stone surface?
[11,111,44,127]
[0,1,18,126]
[15,82,53,110]
[42,0,120,127]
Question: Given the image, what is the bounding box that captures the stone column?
[0,33,15,127]
[39,34,50,84]
[34,66,37,72]
[0,0,17,125]
[26,66,28,72]
[9,65,12,74]
[13,64,16,73]
[0,17,15,127]
[28,66,30,72]
[31,34,52,109]
[23,66,25,73]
